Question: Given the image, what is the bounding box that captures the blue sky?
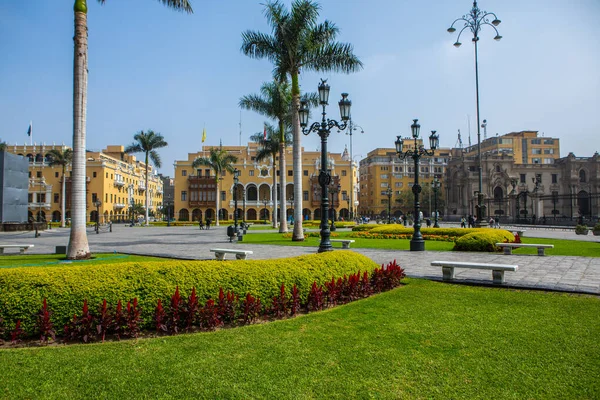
[1,0,599,174]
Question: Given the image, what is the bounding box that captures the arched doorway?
[205,209,215,220]
[259,208,270,222]
[314,209,321,220]
[219,209,229,221]
[302,208,311,221]
[52,210,61,222]
[191,208,202,222]
[247,208,257,220]
[577,190,590,217]
[178,209,189,221]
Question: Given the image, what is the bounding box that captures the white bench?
[0,244,34,254]
[330,239,355,249]
[496,243,554,256]
[210,248,253,260]
[431,260,518,284]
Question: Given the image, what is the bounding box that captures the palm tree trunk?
[215,176,220,226]
[271,155,278,229]
[144,152,150,226]
[67,3,91,259]
[278,119,288,233]
[291,72,304,241]
[61,165,66,228]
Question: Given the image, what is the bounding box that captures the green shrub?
[0,252,378,336]
[453,229,515,252]
[594,223,600,231]
[351,224,378,232]
[575,225,589,234]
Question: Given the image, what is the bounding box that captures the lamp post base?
[410,239,425,251]
[317,244,333,253]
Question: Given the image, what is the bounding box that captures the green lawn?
[0,279,598,399]
[0,253,168,269]
[241,231,600,256]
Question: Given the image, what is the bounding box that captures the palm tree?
[249,122,292,229]
[191,147,238,227]
[124,130,168,226]
[241,0,362,241]
[68,0,192,259]
[47,148,73,228]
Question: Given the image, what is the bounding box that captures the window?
[380,166,389,171]
[249,170,254,177]
[111,174,113,179]
[221,191,226,201]
[106,193,109,202]
[342,191,348,201]
[304,170,308,176]
[39,193,46,203]
[380,174,388,179]
[37,171,42,178]
[28,193,33,203]
[303,191,308,201]
[552,174,558,184]
[531,148,542,155]
[28,172,32,178]
[91,193,98,203]
[395,182,403,188]
[380,183,389,188]
[544,158,554,164]
[288,170,293,176]
[520,174,526,184]
[579,170,586,183]
[536,174,542,184]
[181,191,187,201]
[55,172,59,178]
[106,172,108,178]
[182,170,187,176]
[196,169,202,177]
[54,193,59,203]
[543,139,554,145]
[93,171,97,178]
[544,148,554,154]
[205,169,210,177]
[342,170,347,176]
[532,158,541,164]
[394,166,403,172]
[531,139,541,144]
[261,169,268,177]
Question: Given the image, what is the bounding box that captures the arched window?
[579,169,586,183]
[493,187,503,203]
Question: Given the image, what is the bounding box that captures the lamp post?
[130,198,135,227]
[395,119,439,251]
[233,168,240,233]
[330,182,341,231]
[94,200,102,234]
[432,177,441,228]
[448,1,502,227]
[386,187,392,224]
[262,196,269,224]
[298,79,351,252]
[288,194,294,224]
[242,188,246,224]
[341,119,363,222]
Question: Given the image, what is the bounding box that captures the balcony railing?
[113,203,126,209]
[114,180,125,187]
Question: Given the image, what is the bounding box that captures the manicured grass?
[242,231,600,256]
[0,253,168,269]
[1,279,598,399]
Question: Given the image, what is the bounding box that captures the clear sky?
[1,0,599,174]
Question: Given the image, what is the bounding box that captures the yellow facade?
[5,144,162,223]
[173,143,357,223]
[358,142,451,218]
[462,131,560,165]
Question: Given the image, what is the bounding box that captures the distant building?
[0,151,29,223]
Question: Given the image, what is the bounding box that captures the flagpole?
[30,121,33,146]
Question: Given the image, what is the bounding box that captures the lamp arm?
[327,119,348,132]
[481,22,501,36]
[422,148,436,157]
[302,121,322,136]
[449,17,468,30]
[456,25,470,43]
[480,11,500,23]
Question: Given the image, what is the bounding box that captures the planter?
[576,229,589,235]
[593,230,600,236]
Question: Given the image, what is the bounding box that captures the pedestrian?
[494,216,500,228]
[468,215,474,228]
[206,219,211,230]
[489,217,494,228]
[460,216,466,228]
[426,218,431,227]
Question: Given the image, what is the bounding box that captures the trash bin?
[237,231,243,242]
[227,225,235,242]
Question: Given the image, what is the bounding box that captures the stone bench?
[431,260,518,284]
[329,239,355,249]
[0,244,34,254]
[210,248,253,260]
[496,243,554,256]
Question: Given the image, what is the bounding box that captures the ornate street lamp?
[130,198,135,227]
[233,168,240,234]
[94,200,102,234]
[330,182,341,231]
[386,187,392,224]
[395,119,439,251]
[340,118,364,222]
[299,79,351,252]
[432,177,441,228]
[448,1,501,227]
[262,196,269,224]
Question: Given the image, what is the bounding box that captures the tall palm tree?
[68,0,192,259]
[125,130,168,226]
[47,148,73,228]
[249,122,292,229]
[241,0,362,241]
[191,147,238,227]
[240,80,292,232]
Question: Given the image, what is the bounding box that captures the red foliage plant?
[241,293,261,324]
[289,284,300,316]
[199,299,221,330]
[36,298,56,344]
[96,299,113,342]
[124,298,142,338]
[270,283,289,318]
[154,299,167,333]
[217,287,238,324]
[11,320,25,344]
[64,299,96,343]
[185,287,199,331]
[167,286,183,334]
[513,233,522,243]
[361,271,372,297]
[307,281,325,312]
[114,300,125,340]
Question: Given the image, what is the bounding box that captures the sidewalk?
[1,224,598,295]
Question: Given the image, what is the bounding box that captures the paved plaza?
[1,223,599,295]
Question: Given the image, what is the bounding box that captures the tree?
[248,122,292,229]
[68,0,192,259]
[395,184,446,219]
[241,0,362,241]
[125,130,168,226]
[47,148,73,228]
[191,147,238,227]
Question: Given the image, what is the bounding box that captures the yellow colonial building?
[173,143,357,223]
[4,144,163,223]
[358,141,451,219]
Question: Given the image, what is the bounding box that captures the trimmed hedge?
[453,229,515,252]
[0,252,378,335]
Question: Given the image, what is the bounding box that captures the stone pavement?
[1,224,598,295]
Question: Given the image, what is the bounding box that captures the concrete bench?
[210,248,253,260]
[431,260,518,284]
[496,243,554,256]
[330,239,355,249]
[0,244,34,254]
